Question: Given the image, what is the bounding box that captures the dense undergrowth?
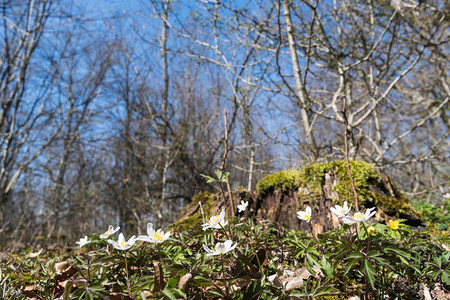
[1,203,449,300]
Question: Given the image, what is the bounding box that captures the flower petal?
[202,244,214,254]
[306,206,311,215]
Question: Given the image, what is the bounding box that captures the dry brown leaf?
[55,265,78,281]
[432,290,450,300]
[295,266,323,279]
[230,275,251,292]
[422,283,432,300]
[152,261,165,293]
[21,284,43,299]
[268,274,282,288]
[283,276,303,291]
[142,290,154,299]
[251,247,268,269]
[55,261,70,272]
[179,273,192,291]
[109,292,135,300]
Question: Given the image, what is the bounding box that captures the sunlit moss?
[301,160,381,202]
[170,192,217,232]
[256,169,303,197]
[255,160,421,222]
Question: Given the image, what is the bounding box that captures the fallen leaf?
[230,275,251,292]
[179,273,192,291]
[109,292,135,300]
[55,265,78,281]
[153,261,165,293]
[283,276,303,291]
[268,274,282,288]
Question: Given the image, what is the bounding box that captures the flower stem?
[124,252,131,295]
[219,223,231,240]
[361,222,371,300]
[220,254,228,297]
[309,222,315,240]
[157,243,163,266]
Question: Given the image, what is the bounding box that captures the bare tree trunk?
[247,148,255,191]
[281,0,318,159]
[158,0,171,225]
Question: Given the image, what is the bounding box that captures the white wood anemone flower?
[297,206,312,222]
[237,200,249,213]
[342,207,377,224]
[137,223,171,243]
[342,217,357,225]
[28,249,43,258]
[330,201,352,218]
[76,236,91,248]
[202,240,237,256]
[202,207,228,230]
[99,225,120,239]
[108,233,136,250]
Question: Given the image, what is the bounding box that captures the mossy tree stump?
[173,160,422,236]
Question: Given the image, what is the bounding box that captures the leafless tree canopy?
[0,0,448,245]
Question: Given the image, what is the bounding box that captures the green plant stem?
[124,251,131,295]
[398,229,408,244]
[199,201,208,245]
[361,222,371,300]
[157,243,163,266]
[309,222,315,240]
[220,254,229,297]
[220,223,231,240]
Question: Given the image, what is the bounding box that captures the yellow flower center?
[354,212,364,220]
[305,215,310,221]
[210,215,219,222]
[153,231,164,241]
[214,243,226,254]
[120,241,127,248]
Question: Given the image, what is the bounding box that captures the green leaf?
[362,259,376,275]
[63,281,72,300]
[384,246,411,259]
[306,253,320,269]
[362,259,376,289]
[208,287,226,297]
[347,251,364,260]
[193,276,211,286]
[289,291,307,297]
[442,268,450,285]
[320,255,333,278]
[161,288,176,300]
[430,269,441,279]
[215,170,223,180]
[344,258,360,275]
[367,250,382,258]
[200,174,216,183]
[372,256,390,267]
[166,277,179,288]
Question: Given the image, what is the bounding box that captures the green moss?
[254,160,422,224]
[256,169,303,197]
[171,192,217,232]
[301,160,382,204]
[256,161,381,203]
[375,194,421,220]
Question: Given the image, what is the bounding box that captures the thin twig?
[341,98,360,212]
[218,109,235,216]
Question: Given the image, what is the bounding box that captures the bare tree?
[0,0,62,226]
